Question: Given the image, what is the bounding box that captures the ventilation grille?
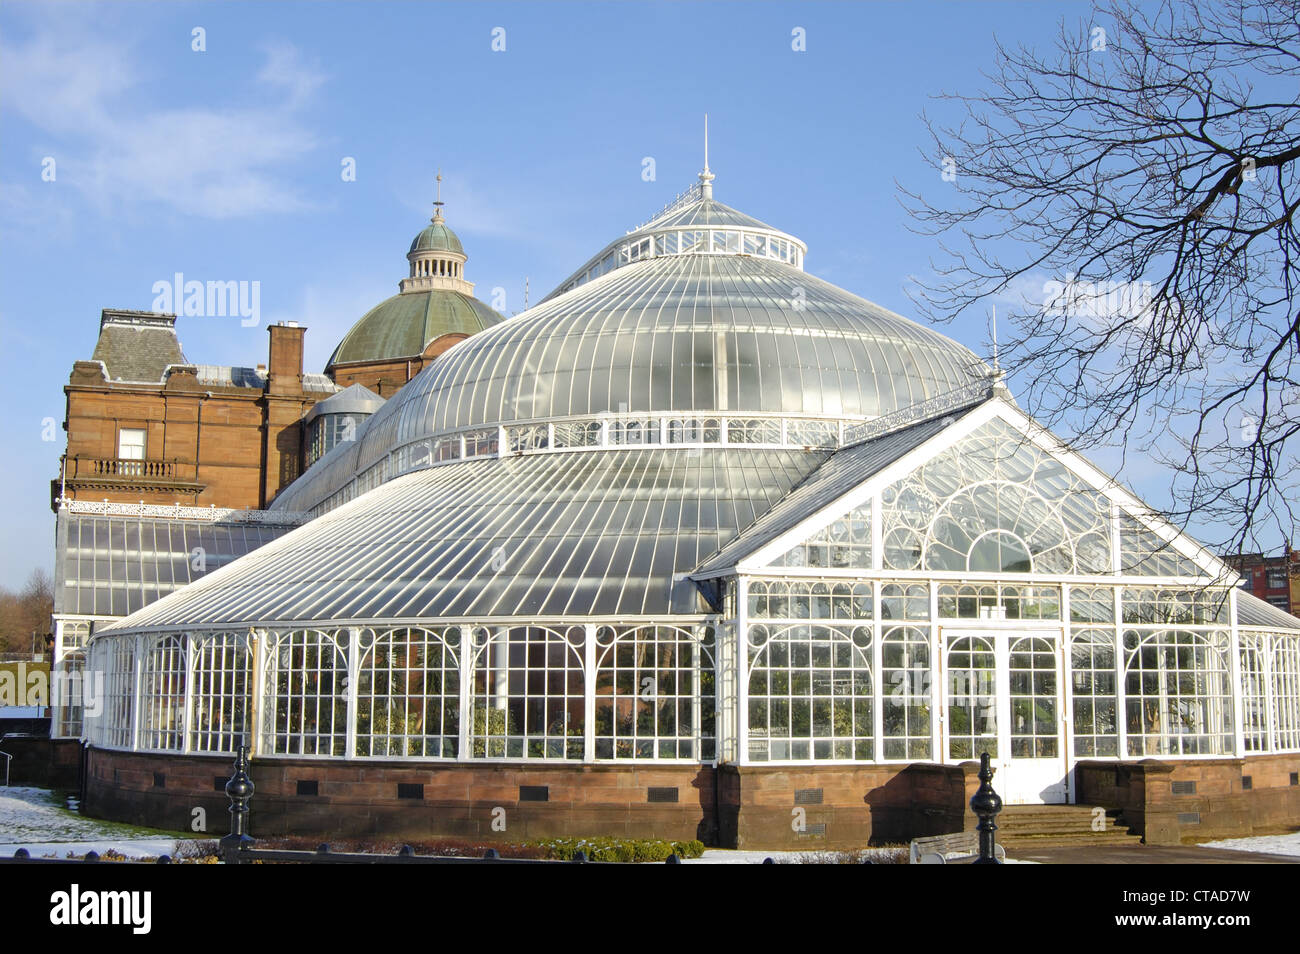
[297,780,319,797]
[1241,775,1253,791]
[1291,772,1298,787]
[397,783,424,800]
[152,772,165,789]
[647,787,679,803]
[1171,781,1197,795]
[798,823,828,836]
[1177,812,1201,825]
[213,776,227,792]
[794,788,824,805]
[519,785,549,802]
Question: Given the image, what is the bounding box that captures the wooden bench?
[909,830,1005,864]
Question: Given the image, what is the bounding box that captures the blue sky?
[0,0,1256,588]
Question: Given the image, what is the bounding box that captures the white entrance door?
[942,629,1067,804]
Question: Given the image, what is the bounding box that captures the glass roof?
[102,447,823,629]
[348,254,987,474]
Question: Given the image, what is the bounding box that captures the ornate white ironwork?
[842,379,993,448]
[629,183,702,233]
[58,498,308,524]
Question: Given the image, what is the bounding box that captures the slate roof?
[91,310,186,384]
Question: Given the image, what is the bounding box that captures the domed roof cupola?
[326,174,502,379]
[402,172,471,294]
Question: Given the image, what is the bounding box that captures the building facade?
[73,171,1300,848]
[1224,548,1299,614]
[49,207,500,738]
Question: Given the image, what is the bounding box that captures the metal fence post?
[220,742,255,864]
[970,751,1003,865]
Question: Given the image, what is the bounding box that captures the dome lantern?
[402,171,472,294]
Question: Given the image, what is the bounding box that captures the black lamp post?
[969,751,1004,864]
[220,741,255,864]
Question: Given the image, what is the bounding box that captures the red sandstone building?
[1223,548,1300,615]
[48,206,501,735]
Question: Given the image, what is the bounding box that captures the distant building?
[55,309,335,511]
[1222,547,1299,614]
[47,204,501,737]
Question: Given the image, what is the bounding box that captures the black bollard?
[219,743,255,864]
[969,751,1003,865]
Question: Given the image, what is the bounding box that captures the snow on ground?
[682,847,1036,863]
[1198,831,1300,858]
[0,786,186,859]
[681,849,805,864]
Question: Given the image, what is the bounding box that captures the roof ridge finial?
[991,303,1000,374]
[432,169,445,224]
[698,114,715,199]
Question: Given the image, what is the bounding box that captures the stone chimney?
[267,322,305,395]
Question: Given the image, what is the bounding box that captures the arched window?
[264,629,349,756]
[593,625,714,760]
[469,625,585,759]
[190,632,251,754]
[881,418,1112,574]
[356,627,460,758]
[140,635,186,751]
[1069,629,1118,757]
[747,623,873,761]
[946,634,997,759]
[1123,629,1232,756]
[1273,635,1300,751]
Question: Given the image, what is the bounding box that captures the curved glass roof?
[328,289,502,366]
[281,188,987,516]
[104,446,822,628]
[357,254,987,465]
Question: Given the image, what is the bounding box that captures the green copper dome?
[328,289,502,366]
[409,215,464,255]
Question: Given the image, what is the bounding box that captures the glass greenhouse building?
[79,169,1300,847]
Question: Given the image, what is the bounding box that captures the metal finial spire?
[698,114,715,199]
[991,304,1000,373]
[432,169,445,223]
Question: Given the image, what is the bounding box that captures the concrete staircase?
[995,805,1142,849]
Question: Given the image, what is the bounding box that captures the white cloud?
[0,24,324,219]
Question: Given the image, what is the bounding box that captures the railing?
[64,456,198,484]
[841,379,993,447]
[57,498,309,525]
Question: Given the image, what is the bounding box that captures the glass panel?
[882,625,931,759]
[747,623,872,761]
[1119,517,1205,576]
[881,418,1113,574]
[469,626,585,760]
[770,505,871,569]
[1008,635,1058,758]
[356,627,460,758]
[1122,629,1233,756]
[593,625,714,761]
[946,635,997,759]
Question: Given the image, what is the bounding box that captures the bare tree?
[903,0,1300,556]
[0,568,53,655]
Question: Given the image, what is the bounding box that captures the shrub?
[529,836,705,862]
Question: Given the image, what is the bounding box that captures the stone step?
[997,815,1124,832]
[1001,833,1144,849]
[993,805,1141,844]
